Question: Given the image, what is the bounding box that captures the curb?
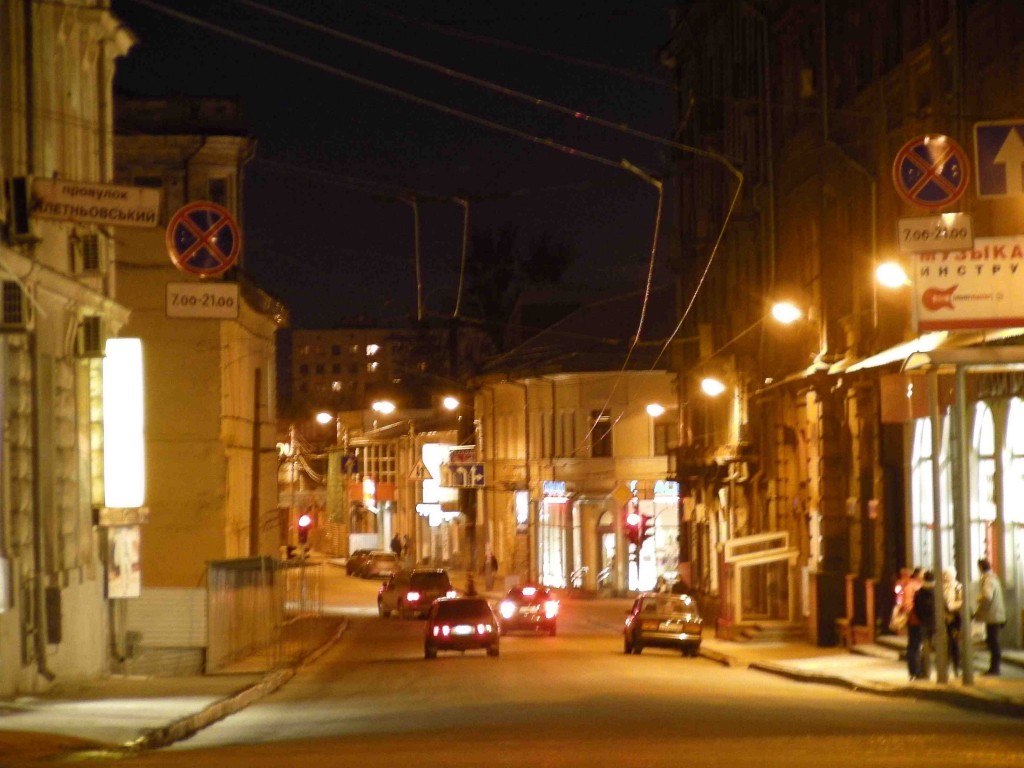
[121,619,349,754]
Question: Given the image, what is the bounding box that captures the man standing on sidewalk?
[974,558,1006,676]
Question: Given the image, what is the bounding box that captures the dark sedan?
[424,597,500,659]
[497,585,559,636]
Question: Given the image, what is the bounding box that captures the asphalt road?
[75,573,1024,768]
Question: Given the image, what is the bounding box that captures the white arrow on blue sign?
[974,120,1024,198]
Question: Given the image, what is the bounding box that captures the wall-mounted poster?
[107,526,141,599]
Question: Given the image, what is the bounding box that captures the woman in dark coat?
[907,571,936,680]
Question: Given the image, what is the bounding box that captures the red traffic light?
[297,512,313,544]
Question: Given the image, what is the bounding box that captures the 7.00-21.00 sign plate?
[166,282,239,320]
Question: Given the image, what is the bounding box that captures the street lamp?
[700,377,727,397]
[876,260,910,288]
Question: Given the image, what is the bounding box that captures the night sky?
[111,1,680,328]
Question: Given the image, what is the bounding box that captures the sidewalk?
[0,615,345,765]
[700,631,1024,718]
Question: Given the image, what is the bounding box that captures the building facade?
[113,96,286,674]
[667,0,1024,647]
[0,3,136,694]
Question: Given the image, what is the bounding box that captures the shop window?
[971,402,997,566]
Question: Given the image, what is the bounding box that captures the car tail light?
[433,624,452,637]
[446,590,458,598]
[499,600,515,619]
[476,623,493,635]
[543,600,559,619]
[522,586,537,596]
[406,591,421,602]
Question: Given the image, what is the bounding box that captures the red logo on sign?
[922,285,958,311]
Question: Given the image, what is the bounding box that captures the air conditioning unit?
[0,281,32,332]
[70,233,104,275]
[75,316,107,358]
[4,176,32,242]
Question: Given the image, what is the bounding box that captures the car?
[345,549,376,576]
[497,585,559,636]
[360,551,400,579]
[623,592,703,657]
[378,568,456,619]
[424,596,500,659]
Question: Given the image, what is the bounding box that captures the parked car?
[360,551,400,579]
[346,549,376,576]
[497,584,559,636]
[424,596,500,659]
[378,568,456,619]
[623,592,703,657]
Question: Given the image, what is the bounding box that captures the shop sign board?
[912,235,1024,332]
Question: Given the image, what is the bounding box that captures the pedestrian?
[402,534,413,566]
[906,569,936,681]
[484,553,498,591]
[973,558,1006,676]
[942,570,963,676]
[390,533,402,557]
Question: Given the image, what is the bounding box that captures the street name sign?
[974,120,1024,198]
[32,179,161,228]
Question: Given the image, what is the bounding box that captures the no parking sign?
[892,134,970,209]
[165,201,242,277]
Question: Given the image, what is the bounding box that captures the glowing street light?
[646,403,666,417]
[315,411,334,425]
[372,400,396,415]
[876,260,910,288]
[770,300,802,324]
[701,377,727,397]
[443,396,460,411]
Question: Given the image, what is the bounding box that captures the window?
[315,364,325,374]
[366,344,380,356]
[208,177,229,207]
[971,402,997,567]
[331,381,342,392]
[590,410,612,458]
[299,364,309,374]
[331,363,340,373]
[331,345,341,355]
[558,411,576,457]
[367,362,379,373]
[654,423,673,456]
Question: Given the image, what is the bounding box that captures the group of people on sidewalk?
[892,558,1007,680]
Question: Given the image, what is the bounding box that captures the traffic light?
[626,509,642,546]
[297,512,313,545]
[639,514,654,545]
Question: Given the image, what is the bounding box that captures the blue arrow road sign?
[974,120,1024,198]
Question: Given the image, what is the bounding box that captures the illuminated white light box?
[103,338,145,509]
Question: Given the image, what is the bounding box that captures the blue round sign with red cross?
[165,201,242,277]
[892,134,970,209]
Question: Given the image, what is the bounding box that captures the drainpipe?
[29,332,55,681]
[23,2,54,684]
